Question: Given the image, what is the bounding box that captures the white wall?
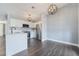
[10,18,34,28]
[44,4,78,44]
[41,15,48,41]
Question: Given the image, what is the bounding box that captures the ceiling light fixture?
[27,14,32,22]
[27,6,35,22]
[48,4,57,15]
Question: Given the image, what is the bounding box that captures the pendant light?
[48,4,57,15]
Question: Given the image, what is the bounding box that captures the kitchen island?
[6,32,27,56]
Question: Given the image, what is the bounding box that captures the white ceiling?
[0,3,68,22]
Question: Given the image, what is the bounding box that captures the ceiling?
[0,3,68,22]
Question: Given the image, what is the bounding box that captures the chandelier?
[48,4,57,15]
[27,14,32,22]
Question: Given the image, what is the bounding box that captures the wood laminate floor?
[0,36,5,56]
[14,39,79,56]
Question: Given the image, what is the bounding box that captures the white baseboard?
[42,38,79,47]
[42,39,47,41]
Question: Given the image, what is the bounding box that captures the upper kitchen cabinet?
[10,18,35,28]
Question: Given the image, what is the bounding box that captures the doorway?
[0,23,6,56]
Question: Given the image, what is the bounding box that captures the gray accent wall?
[46,4,78,44]
[78,4,79,44]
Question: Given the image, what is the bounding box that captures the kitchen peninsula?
[6,27,30,56]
